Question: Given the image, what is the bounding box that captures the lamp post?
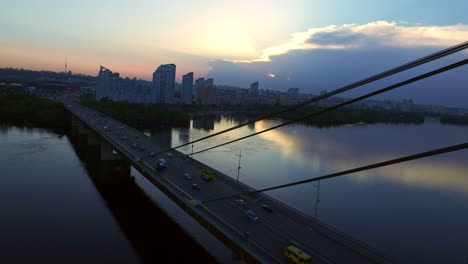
[314,180,321,218]
[236,150,242,183]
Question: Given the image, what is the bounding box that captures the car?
[167,153,173,158]
[148,152,155,157]
[201,170,215,181]
[132,143,138,148]
[140,145,145,150]
[236,195,246,205]
[246,210,259,221]
[156,158,167,169]
[184,173,192,180]
[191,183,200,190]
[261,204,273,212]
[236,199,246,205]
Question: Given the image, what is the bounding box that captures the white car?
[246,210,259,221]
[184,173,192,180]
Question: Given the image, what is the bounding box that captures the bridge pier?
[70,116,131,185]
[100,141,123,160]
[71,115,80,128]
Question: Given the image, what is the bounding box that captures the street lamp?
[236,150,242,183]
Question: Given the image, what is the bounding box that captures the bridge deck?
[66,103,396,264]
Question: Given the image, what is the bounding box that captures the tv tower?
[65,57,68,73]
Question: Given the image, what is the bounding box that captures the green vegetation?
[80,95,190,128]
[282,106,425,127]
[0,93,68,131]
[80,95,426,128]
[440,115,468,125]
[203,104,425,127]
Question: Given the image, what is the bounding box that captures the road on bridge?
[67,103,396,264]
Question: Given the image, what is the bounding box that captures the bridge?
[66,102,397,264]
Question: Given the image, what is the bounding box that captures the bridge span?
[66,103,397,264]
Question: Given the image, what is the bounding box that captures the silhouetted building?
[194,78,205,104]
[152,64,176,104]
[96,66,150,103]
[202,78,216,105]
[249,81,259,96]
[182,72,193,104]
[288,88,299,104]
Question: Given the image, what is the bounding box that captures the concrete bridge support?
[100,140,123,161]
[98,140,131,185]
[70,115,131,185]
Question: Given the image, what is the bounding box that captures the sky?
[1,0,467,107]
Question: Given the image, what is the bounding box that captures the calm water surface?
[0,126,139,263]
[154,116,468,264]
[0,125,229,264]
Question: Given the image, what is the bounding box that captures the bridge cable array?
[189,59,468,156]
[148,40,468,159]
[193,142,468,204]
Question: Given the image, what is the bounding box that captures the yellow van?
[285,245,312,264]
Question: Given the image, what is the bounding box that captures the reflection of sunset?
[255,120,468,194]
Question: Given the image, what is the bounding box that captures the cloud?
[207,21,468,108]
[252,21,468,62]
[306,30,371,46]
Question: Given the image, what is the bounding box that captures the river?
[0,125,223,263]
[152,116,468,264]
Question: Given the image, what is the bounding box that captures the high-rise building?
[96,66,150,103]
[194,77,205,104]
[202,78,216,105]
[96,66,119,100]
[152,64,176,104]
[249,81,259,96]
[288,87,299,104]
[182,72,193,104]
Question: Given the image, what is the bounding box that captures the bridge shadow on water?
[68,129,218,263]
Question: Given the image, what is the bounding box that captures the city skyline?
[1,1,467,107]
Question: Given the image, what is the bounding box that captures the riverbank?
[0,93,68,132]
[78,96,468,128]
[440,115,468,125]
[193,104,426,127]
[80,95,190,129]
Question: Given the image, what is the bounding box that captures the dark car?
[156,158,167,169]
[191,183,200,190]
[261,204,273,212]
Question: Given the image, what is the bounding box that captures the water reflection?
[254,120,468,194]
[168,115,468,264]
[68,127,218,264]
[0,126,139,263]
